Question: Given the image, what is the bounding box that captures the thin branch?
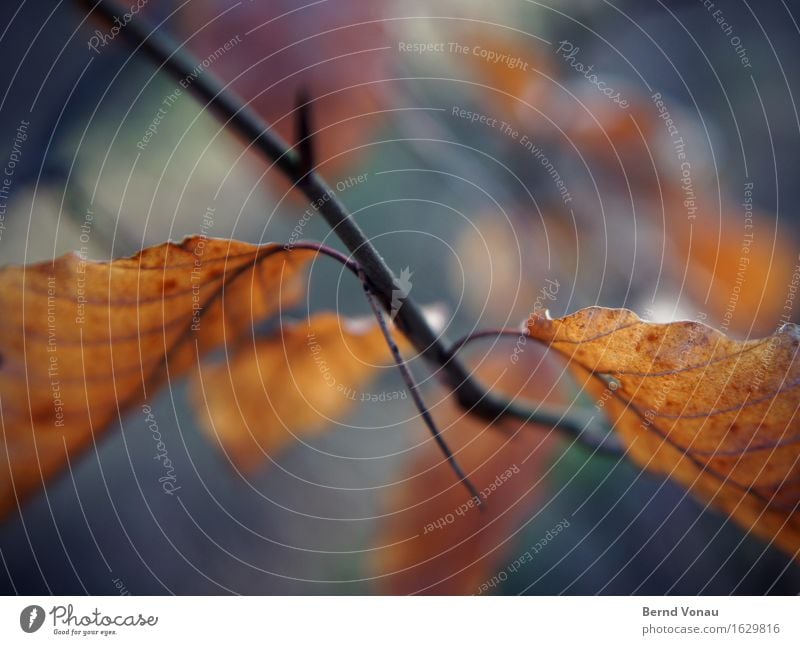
[359,271,482,503]
[77,0,620,456]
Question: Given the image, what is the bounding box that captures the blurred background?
[0,0,798,594]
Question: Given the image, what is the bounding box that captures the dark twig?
[295,89,315,181]
[359,271,482,503]
[77,0,620,456]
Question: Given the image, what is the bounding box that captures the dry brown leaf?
[0,237,312,517]
[191,312,411,472]
[526,306,800,558]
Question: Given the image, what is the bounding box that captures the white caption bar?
[0,596,796,644]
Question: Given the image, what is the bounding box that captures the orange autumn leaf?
[526,306,800,558]
[191,312,411,472]
[0,237,312,518]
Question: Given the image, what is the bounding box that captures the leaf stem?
[447,328,531,359]
[282,241,361,276]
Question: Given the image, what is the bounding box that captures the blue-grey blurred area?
[0,0,799,594]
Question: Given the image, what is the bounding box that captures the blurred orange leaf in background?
[191,312,410,472]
